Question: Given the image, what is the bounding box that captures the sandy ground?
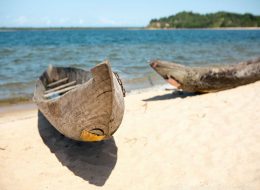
[0,81,260,190]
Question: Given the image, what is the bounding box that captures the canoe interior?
[35,66,92,100]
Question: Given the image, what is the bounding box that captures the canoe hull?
[150,58,260,93]
[33,61,125,141]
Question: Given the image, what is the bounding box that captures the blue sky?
[1,0,260,27]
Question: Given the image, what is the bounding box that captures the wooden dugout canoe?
[150,58,260,93]
[33,61,125,142]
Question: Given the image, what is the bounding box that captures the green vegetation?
[148,11,260,28]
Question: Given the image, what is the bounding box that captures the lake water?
[0,29,260,103]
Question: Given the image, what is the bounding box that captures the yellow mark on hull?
[80,129,106,142]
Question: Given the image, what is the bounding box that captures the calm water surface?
[0,29,260,103]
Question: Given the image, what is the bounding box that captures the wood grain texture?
[150,57,260,93]
[47,77,68,88]
[44,85,78,98]
[33,61,125,141]
[45,81,76,94]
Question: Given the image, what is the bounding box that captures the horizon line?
[0,26,146,29]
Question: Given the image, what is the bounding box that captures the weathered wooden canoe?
[150,58,260,93]
[33,61,125,142]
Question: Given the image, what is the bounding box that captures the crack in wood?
[97,90,112,98]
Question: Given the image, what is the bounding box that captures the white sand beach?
[0,81,260,190]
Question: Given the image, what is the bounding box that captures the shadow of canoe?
[37,111,117,186]
[143,90,199,101]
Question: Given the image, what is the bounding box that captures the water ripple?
[0,29,260,103]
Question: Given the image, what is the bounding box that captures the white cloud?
[58,18,69,24]
[40,17,52,26]
[2,16,130,27]
[78,19,85,25]
[15,16,28,25]
[98,18,118,25]
[45,19,52,26]
[97,18,131,26]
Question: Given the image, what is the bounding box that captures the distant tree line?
[148,11,260,28]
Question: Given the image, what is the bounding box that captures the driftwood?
[150,57,260,93]
[33,61,125,142]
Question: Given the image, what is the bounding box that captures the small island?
[148,11,260,29]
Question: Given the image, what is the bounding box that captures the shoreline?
[0,83,172,113]
[0,97,33,107]
[0,82,172,108]
[0,101,36,114]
